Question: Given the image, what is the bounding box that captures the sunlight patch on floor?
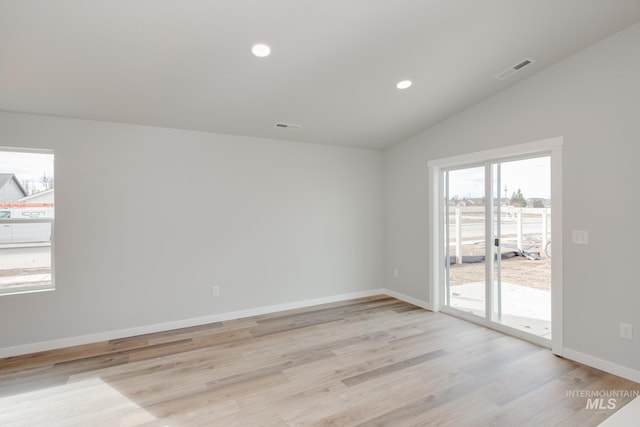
[0,377,156,426]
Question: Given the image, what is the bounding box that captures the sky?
[0,151,54,190]
[448,156,550,200]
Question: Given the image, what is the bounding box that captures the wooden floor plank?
[342,348,448,387]
[1,296,639,426]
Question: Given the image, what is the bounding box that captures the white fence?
[451,206,550,265]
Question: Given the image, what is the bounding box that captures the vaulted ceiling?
[2,1,640,149]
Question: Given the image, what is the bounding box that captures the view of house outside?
[0,150,54,295]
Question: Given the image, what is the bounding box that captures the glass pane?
[496,156,551,338]
[0,151,54,295]
[446,166,486,317]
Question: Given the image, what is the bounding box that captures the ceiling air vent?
[493,58,535,80]
[274,122,302,130]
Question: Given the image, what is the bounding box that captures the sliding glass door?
[443,156,552,341]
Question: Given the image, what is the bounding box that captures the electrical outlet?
[212,286,220,297]
[620,322,633,340]
[393,268,399,278]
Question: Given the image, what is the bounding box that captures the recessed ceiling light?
[396,80,412,90]
[251,44,271,58]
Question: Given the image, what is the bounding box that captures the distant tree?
[510,188,527,207]
[532,199,545,208]
[40,172,53,190]
[22,179,32,195]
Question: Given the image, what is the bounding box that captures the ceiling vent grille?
[274,122,302,130]
[494,58,535,80]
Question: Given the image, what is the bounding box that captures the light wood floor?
[1,296,638,426]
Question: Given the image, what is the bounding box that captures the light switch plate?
[572,230,589,245]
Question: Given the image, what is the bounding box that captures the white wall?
[0,113,383,350]
[384,23,640,373]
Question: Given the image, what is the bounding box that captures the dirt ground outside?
[0,244,52,292]
[448,242,551,291]
[0,267,50,278]
[0,267,51,292]
[447,208,552,291]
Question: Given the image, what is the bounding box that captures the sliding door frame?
[428,138,563,355]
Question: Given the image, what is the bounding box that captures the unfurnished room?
[1,1,640,426]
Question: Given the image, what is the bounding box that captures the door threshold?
[440,306,551,349]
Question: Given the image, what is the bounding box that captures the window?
[0,148,54,295]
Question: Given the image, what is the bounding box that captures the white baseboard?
[0,289,385,358]
[381,290,640,385]
[382,288,432,311]
[563,348,640,384]
[384,289,640,384]
[7,288,639,387]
